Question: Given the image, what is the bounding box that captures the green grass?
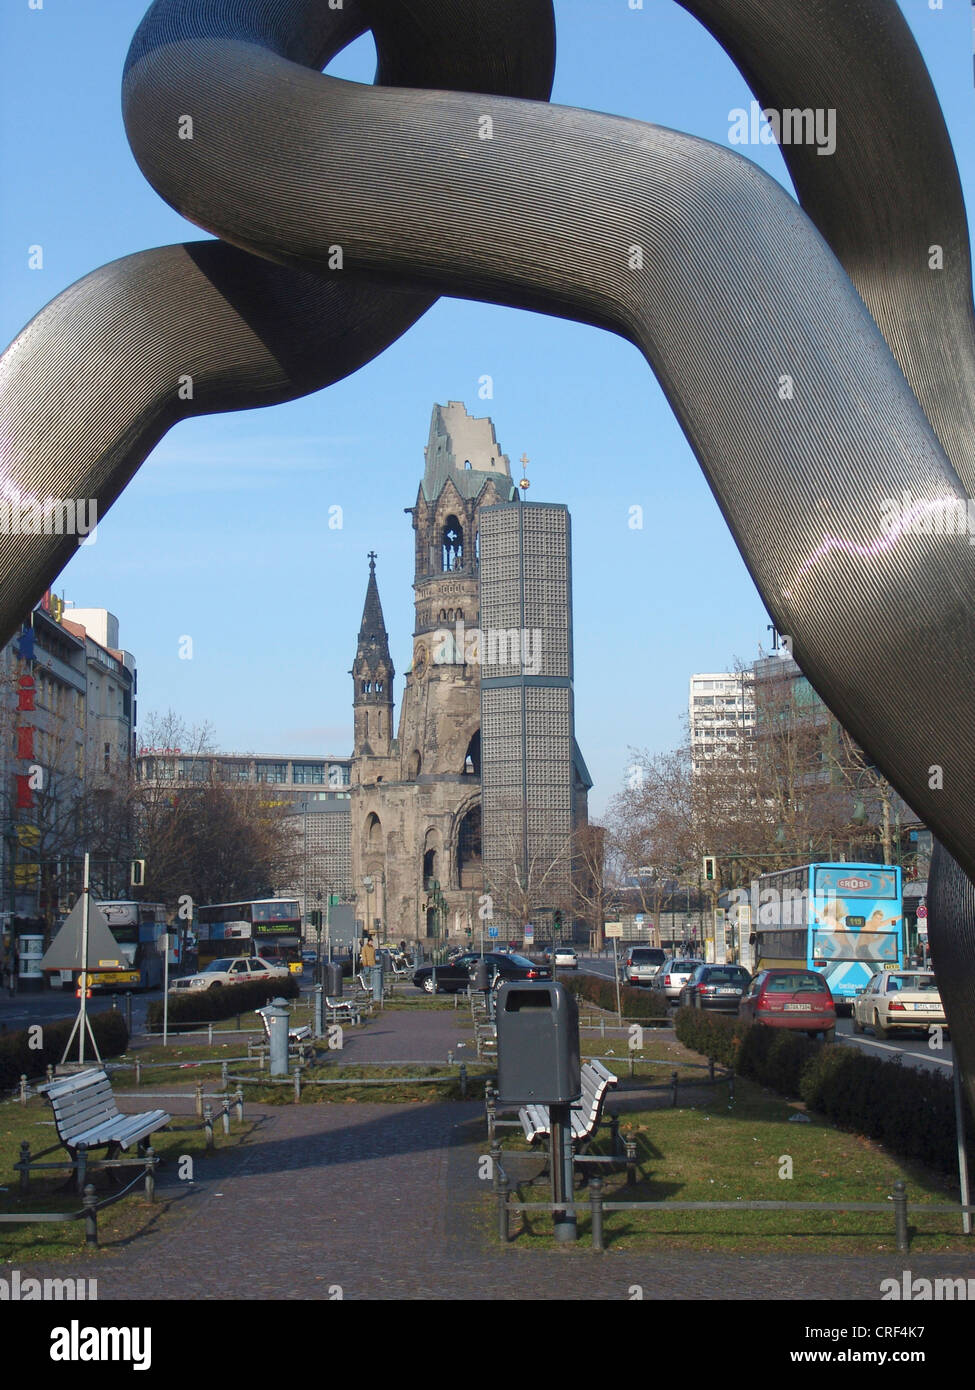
[0,1092,256,1263]
[490,1073,970,1253]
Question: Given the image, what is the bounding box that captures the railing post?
[221,1061,228,1089]
[19,1141,30,1193]
[195,1082,203,1118]
[893,1180,909,1254]
[45,1064,54,1084]
[600,1016,605,1040]
[589,1175,604,1252]
[135,1058,142,1086]
[626,1137,637,1186]
[294,1068,301,1104]
[19,1073,27,1105]
[236,1086,244,1123]
[204,1102,214,1149]
[208,1022,213,1046]
[497,1173,510,1243]
[76,1142,88,1194]
[459,1063,467,1099]
[83,1184,98,1246]
[144,1148,156,1201]
[222,1100,230,1135]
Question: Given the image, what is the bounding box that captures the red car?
[738,968,836,1042]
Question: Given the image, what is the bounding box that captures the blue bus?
[752,862,903,1009]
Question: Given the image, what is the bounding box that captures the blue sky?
[1,0,973,815]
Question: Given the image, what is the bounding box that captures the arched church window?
[464,730,481,776]
[456,804,482,887]
[442,516,463,572]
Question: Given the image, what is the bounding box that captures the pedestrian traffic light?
[703,856,717,881]
[310,909,322,929]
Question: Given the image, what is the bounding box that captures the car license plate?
[784,1002,812,1011]
[718,988,739,995]
[916,1003,941,1011]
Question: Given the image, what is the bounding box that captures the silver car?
[657,957,705,1001]
[621,946,666,986]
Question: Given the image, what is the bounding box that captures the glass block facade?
[479,503,574,930]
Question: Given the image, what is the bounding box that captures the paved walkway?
[18,1004,975,1300]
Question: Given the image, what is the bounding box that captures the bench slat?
[69,1110,170,1150]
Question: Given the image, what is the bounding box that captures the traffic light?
[310,909,323,929]
[703,856,717,882]
[553,909,563,935]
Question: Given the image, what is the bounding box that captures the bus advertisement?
[196,899,302,969]
[752,862,903,1008]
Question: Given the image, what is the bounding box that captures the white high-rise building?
[689,671,755,772]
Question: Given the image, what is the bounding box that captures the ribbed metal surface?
[2,0,974,1109]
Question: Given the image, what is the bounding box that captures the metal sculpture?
[1,0,974,1111]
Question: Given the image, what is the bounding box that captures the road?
[574,954,953,1076]
[0,984,160,1035]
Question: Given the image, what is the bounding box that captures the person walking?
[360,934,377,969]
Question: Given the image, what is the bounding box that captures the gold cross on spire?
[519,452,531,492]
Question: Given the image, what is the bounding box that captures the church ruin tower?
[352,553,395,771]
[348,401,590,947]
[398,402,518,783]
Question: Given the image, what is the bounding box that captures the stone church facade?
[349,402,590,946]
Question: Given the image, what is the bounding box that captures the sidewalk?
[16,1003,975,1300]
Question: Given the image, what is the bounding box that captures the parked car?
[852,969,947,1039]
[412,951,552,995]
[553,947,578,969]
[678,963,752,1012]
[620,946,666,987]
[738,968,836,1041]
[655,957,705,1000]
[170,956,290,991]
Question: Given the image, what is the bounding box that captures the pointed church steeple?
[352,553,394,758]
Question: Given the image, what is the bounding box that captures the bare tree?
[482,798,574,937]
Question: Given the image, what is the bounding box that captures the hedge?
[146,974,300,1031]
[674,1006,972,1173]
[562,971,669,1020]
[0,1010,129,1091]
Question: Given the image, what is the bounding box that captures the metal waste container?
[325,961,343,997]
[496,980,581,1104]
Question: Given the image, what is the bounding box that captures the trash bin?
[325,962,343,997]
[496,980,581,1105]
[472,957,492,992]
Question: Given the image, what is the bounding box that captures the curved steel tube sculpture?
[1,0,974,1112]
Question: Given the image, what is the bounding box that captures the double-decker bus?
[752,862,903,1009]
[90,901,173,992]
[196,898,302,970]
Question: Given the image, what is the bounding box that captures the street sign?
[523,925,534,943]
[634,913,644,924]
[917,903,928,919]
[488,926,499,938]
[604,922,623,939]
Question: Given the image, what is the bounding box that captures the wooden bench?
[21,1068,170,1193]
[257,1004,312,1051]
